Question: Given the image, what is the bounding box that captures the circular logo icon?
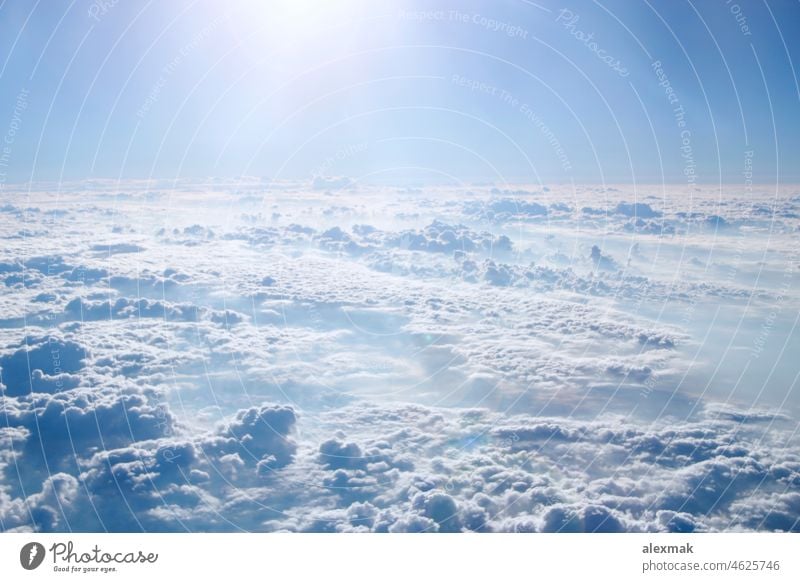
[20,542,46,570]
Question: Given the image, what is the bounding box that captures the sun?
[222,0,367,68]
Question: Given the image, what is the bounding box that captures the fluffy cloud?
[0,180,797,533]
[0,336,86,396]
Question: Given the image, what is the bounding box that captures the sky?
[0,0,799,185]
[2,1,800,534]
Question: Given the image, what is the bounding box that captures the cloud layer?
[1,181,798,532]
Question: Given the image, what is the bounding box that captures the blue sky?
[2,2,800,534]
[1,0,799,184]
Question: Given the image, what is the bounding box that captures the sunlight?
[225,0,365,66]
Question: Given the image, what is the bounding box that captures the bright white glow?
[225,0,366,68]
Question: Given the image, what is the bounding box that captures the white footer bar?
[1,533,795,581]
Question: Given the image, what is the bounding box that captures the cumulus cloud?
[0,180,797,533]
[209,404,297,469]
[2,368,798,533]
[614,202,662,219]
[312,176,353,190]
[0,336,87,396]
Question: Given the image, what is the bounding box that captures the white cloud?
[0,180,798,532]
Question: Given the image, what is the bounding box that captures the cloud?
[464,198,549,221]
[590,244,618,271]
[90,243,146,255]
[0,336,87,396]
[208,404,297,469]
[62,296,246,327]
[0,180,797,533]
[1,380,798,532]
[312,176,352,190]
[614,202,662,219]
